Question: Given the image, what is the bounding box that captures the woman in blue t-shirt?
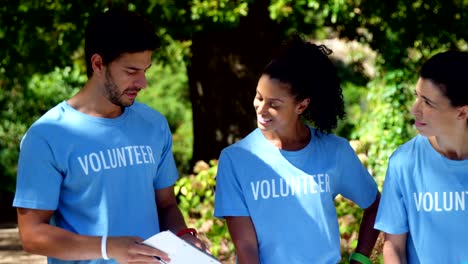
[375,51,468,263]
[214,33,380,264]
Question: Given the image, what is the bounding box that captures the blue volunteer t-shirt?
[214,128,378,264]
[375,135,468,264]
[13,101,179,264]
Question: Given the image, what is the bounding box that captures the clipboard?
[142,231,222,264]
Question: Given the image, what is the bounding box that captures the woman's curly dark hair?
[262,33,345,134]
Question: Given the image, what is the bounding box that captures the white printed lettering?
[76,145,156,175]
[250,174,331,200]
[414,191,467,212]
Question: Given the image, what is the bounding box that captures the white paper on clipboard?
[142,231,221,264]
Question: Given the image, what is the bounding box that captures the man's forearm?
[20,222,101,260]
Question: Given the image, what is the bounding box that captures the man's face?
[103,50,152,107]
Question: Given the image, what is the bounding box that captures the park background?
[0,0,467,263]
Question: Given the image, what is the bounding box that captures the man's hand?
[107,236,170,263]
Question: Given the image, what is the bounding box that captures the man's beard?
[104,70,134,107]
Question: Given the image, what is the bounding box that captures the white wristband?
[101,235,109,260]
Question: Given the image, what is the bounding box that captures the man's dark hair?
[85,9,160,77]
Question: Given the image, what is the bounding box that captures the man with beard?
[13,9,205,263]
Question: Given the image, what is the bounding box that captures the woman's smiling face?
[253,74,309,133]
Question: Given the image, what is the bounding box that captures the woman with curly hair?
[214,34,380,264]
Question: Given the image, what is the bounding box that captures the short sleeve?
[214,150,249,218]
[374,158,409,234]
[154,120,179,189]
[13,130,63,210]
[336,140,378,209]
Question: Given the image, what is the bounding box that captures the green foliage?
[0,0,104,81]
[335,195,362,263]
[356,69,416,184]
[336,81,367,140]
[340,0,468,69]
[0,65,83,192]
[268,0,343,37]
[139,38,193,174]
[190,0,249,23]
[174,160,234,261]
[0,0,107,192]
[0,120,27,192]
[331,42,373,139]
[28,65,84,108]
[143,0,251,43]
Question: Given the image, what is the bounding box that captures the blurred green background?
[1,0,467,263]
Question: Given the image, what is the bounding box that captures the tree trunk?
[187,0,282,165]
